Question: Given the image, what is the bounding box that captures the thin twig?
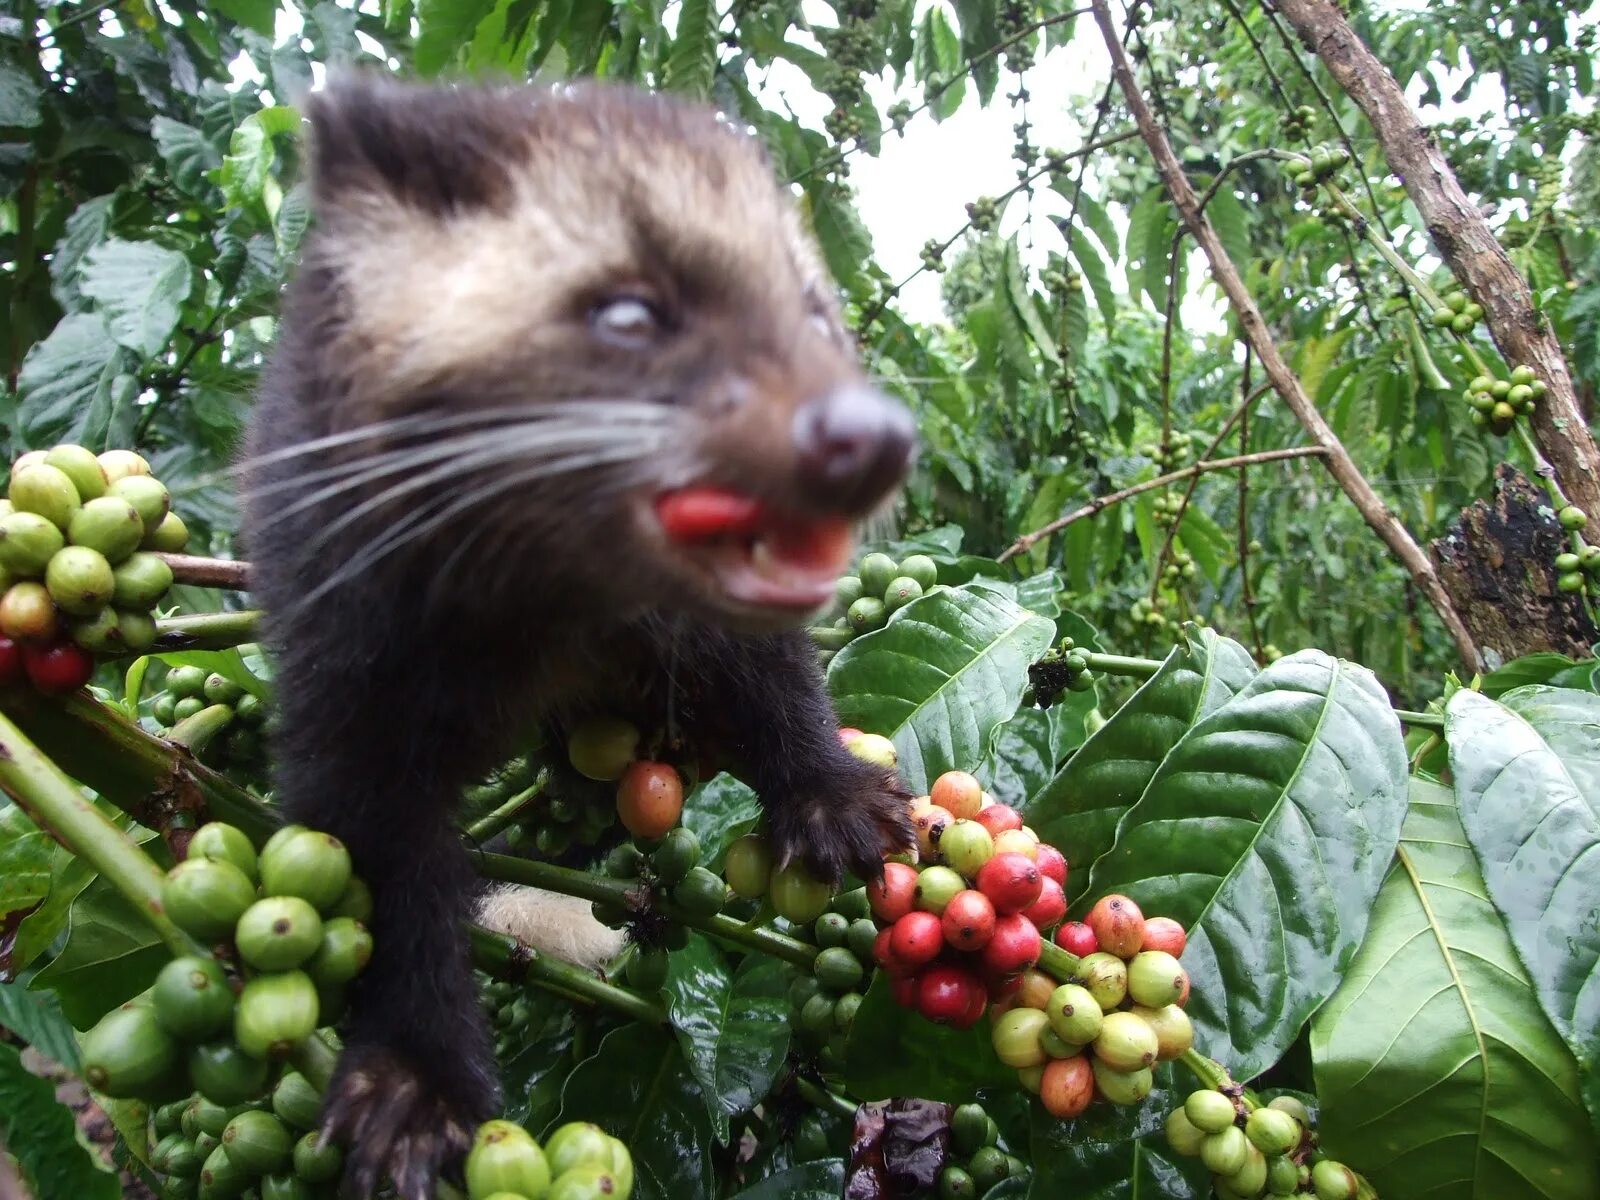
[999,446,1328,561]
[162,554,250,590]
[1088,0,1480,671]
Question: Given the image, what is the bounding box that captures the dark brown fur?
[242,77,914,1197]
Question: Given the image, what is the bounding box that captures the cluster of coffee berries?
[1128,594,1170,631]
[153,665,269,773]
[1162,548,1198,587]
[812,551,940,659]
[1279,104,1318,140]
[964,196,1001,234]
[1151,491,1187,527]
[1283,146,1349,198]
[1166,1090,1359,1198]
[465,1118,634,1200]
[1006,895,1192,1117]
[0,446,186,692]
[565,715,688,841]
[1042,266,1084,298]
[1025,637,1097,709]
[82,823,371,1195]
[1142,431,1194,470]
[477,751,615,860]
[940,1102,1028,1198]
[1464,363,1544,434]
[868,771,1066,1024]
[887,100,913,134]
[997,0,1035,71]
[920,239,947,272]
[144,1071,343,1200]
[788,899,874,1067]
[1429,288,1486,335]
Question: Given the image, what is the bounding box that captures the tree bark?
[1277,0,1600,525]
[1430,465,1599,662]
[1087,0,1481,671]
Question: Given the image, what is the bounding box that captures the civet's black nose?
[791,386,917,511]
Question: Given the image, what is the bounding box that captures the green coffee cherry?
[671,867,727,917]
[1201,1125,1249,1176]
[260,1176,314,1200]
[847,596,887,633]
[292,1131,342,1183]
[1267,1154,1301,1195]
[116,608,158,651]
[813,947,864,992]
[112,552,175,608]
[1245,1106,1301,1156]
[188,822,258,880]
[145,511,190,552]
[11,464,82,530]
[109,474,171,529]
[82,1004,179,1099]
[44,445,109,501]
[650,828,700,885]
[271,1071,323,1132]
[899,554,938,589]
[151,1132,203,1176]
[1312,1159,1359,1200]
[624,946,669,991]
[1046,983,1103,1045]
[167,665,208,696]
[1559,505,1588,531]
[44,546,113,616]
[259,828,352,911]
[152,955,235,1041]
[325,876,373,924]
[236,896,325,972]
[543,1121,613,1178]
[883,576,923,611]
[857,552,898,594]
[188,1041,272,1106]
[68,496,144,562]
[1185,1089,1238,1133]
[1090,1058,1152,1105]
[834,575,864,608]
[173,696,206,722]
[465,1119,552,1200]
[221,1109,293,1174]
[198,1142,249,1200]
[950,1103,992,1156]
[234,970,319,1060]
[70,606,123,652]
[307,916,372,987]
[202,672,245,706]
[0,511,65,575]
[1164,1106,1207,1156]
[164,858,257,942]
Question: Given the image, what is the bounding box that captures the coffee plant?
[0,0,1596,1198]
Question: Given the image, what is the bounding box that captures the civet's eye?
[589,296,663,347]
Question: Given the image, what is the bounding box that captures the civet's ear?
[305,74,527,217]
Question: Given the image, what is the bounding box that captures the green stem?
[1177,1047,1248,1103]
[152,610,262,652]
[2,690,281,840]
[471,853,818,967]
[1036,939,1082,982]
[167,704,234,755]
[1392,709,1443,731]
[464,780,544,844]
[1083,652,1164,680]
[795,1076,858,1122]
[0,706,199,957]
[468,925,667,1024]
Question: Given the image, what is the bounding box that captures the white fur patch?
[475,883,626,971]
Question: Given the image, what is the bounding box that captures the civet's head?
[289,77,913,630]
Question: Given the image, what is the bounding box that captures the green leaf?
[1311,779,1599,1200]
[16,313,131,449]
[1060,226,1117,331]
[151,117,223,196]
[1479,653,1590,698]
[980,706,1059,809]
[1026,628,1257,905]
[842,972,1011,1101]
[1445,686,1600,1125]
[807,185,874,292]
[731,1161,844,1199]
[916,8,965,120]
[1004,240,1060,366]
[684,774,762,870]
[208,0,279,36]
[0,1042,119,1200]
[49,194,115,312]
[1086,651,1410,1079]
[663,0,717,97]
[0,825,52,925]
[664,936,791,1142]
[1026,1067,1207,1197]
[1204,185,1250,277]
[0,980,80,1069]
[830,584,1056,795]
[1066,188,1120,261]
[555,1023,715,1200]
[0,60,42,128]
[30,875,167,1030]
[79,239,194,358]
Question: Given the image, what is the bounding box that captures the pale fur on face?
[312,85,836,413]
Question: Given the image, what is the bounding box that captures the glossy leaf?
[1085,651,1409,1079]
[842,972,1012,1102]
[1311,779,1598,1199]
[79,238,193,358]
[0,980,80,1069]
[730,1159,844,1199]
[1445,687,1600,1126]
[830,584,1055,794]
[665,936,791,1142]
[1026,1068,1206,1198]
[684,774,762,870]
[980,706,1059,809]
[0,1042,119,1200]
[30,875,167,1029]
[1026,627,1257,904]
[663,0,717,97]
[555,1023,715,1200]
